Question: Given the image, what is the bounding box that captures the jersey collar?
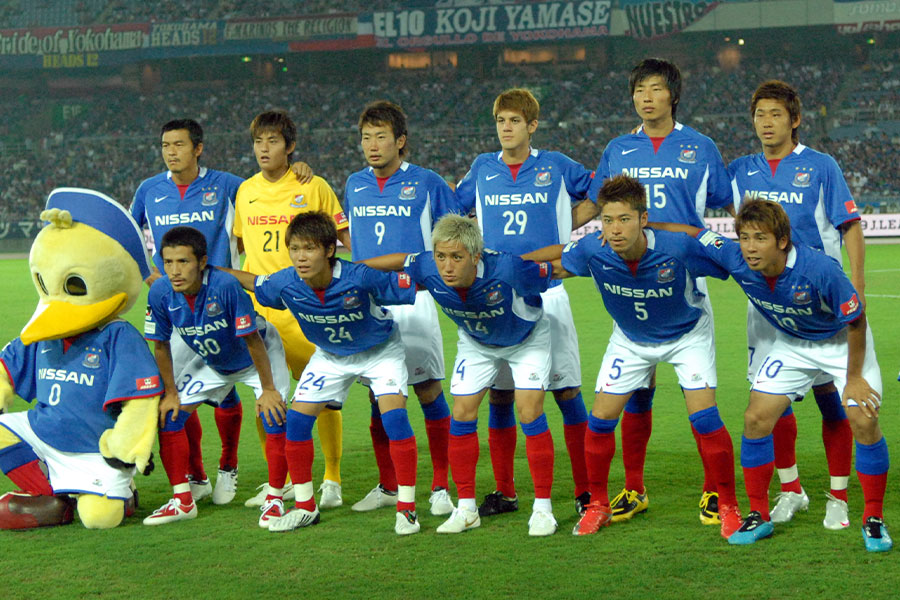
[493,147,538,162]
[166,166,207,182]
[636,122,682,135]
[785,246,798,269]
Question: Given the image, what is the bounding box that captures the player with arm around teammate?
[225,212,422,535]
[656,200,890,552]
[526,175,742,537]
[363,214,559,536]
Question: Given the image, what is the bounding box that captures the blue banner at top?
[618,0,719,39]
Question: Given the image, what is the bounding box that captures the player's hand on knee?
[158,392,181,429]
[842,375,881,419]
[257,390,287,427]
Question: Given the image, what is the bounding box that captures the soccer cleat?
[429,487,455,516]
[268,507,320,532]
[574,491,592,517]
[187,476,212,502]
[769,489,809,524]
[212,467,238,505]
[142,498,197,526]
[258,498,285,529]
[318,480,343,509]
[394,510,421,535]
[245,482,294,507]
[610,488,649,523]
[436,507,481,533]
[823,493,850,530]
[727,511,774,545]
[719,504,743,539]
[528,510,558,537]
[862,517,893,552]
[572,503,611,536]
[698,491,720,525]
[478,491,519,517]
[351,484,398,512]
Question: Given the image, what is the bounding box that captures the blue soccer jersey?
[729,144,859,262]
[455,149,593,257]
[561,229,728,343]
[403,250,552,347]
[692,230,862,340]
[0,322,163,453]
[145,267,259,373]
[345,162,459,260]
[253,259,415,356]
[132,167,244,270]
[590,123,732,227]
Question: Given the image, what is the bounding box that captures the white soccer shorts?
[385,290,445,385]
[594,312,717,395]
[450,316,551,397]
[292,328,408,405]
[492,284,580,391]
[0,412,134,500]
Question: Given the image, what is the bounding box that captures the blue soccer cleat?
[728,511,774,545]
[862,517,893,553]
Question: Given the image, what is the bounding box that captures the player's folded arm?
[357,252,410,272]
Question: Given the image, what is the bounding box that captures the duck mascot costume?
[0,187,163,529]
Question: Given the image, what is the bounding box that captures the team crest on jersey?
[657,267,675,283]
[202,191,217,206]
[290,195,307,209]
[486,289,504,306]
[82,353,100,369]
[534,171,552,187]
[206,301,223,317]
[529,372,540,381]
[399,186,416,200]
[792,170,811,188]
[793,289,811,305]
[343,295,361,309]
[678,146,697,164]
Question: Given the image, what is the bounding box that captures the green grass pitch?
[0,246,898,599]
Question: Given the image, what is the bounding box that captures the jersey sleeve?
[814,257,863,326]
[455,158,479,214]
[821,154,860,228]
[315,178,349,231]
[704,140,733,210]
[505,253,553,297]
[233,183,248,239]
[587,145,613,204]
[693,229,745,273]
[105,325,163,408]
[402,253,424,284]
[361,264,416,306]
[0,339,37,403]
[428,173,461,221]
[222,275,258,338]
[558,153,594,202]
[253,272,288,310]
[656,231,730,280]
[560,234,597,277]
[144,281,173,342]
[130,182,148,228]
[223,173,245,207]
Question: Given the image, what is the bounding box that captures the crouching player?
[143,226,292,527]
[363,214,559,536]
[526,175,741,537]
[226,212,421,535]
[657,199,890,552]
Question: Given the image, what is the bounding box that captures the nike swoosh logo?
[485,174,500,181]
[41,348,52,354]
[602,265,615,270]
[154,196,167,203]
[432,289,452,295]
[248,198,260,204]
[354,186,369,192]
[621,148,639,155]
[167,305,183,310]
[739,280,755,285]
[747,170,760,176]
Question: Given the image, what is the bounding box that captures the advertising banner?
[834,0,900,34]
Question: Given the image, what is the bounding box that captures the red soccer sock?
[449,432,479,500]
[584,428,616,507]
[6,460,53,496]
[214,403,243,471]
[424,416,450,491]
[265,433,288,491]
[742,463,774,521]
[691,426,716,493]
[525,430,554,499]
[823,419,852,501]
[621,410,651,493]
[389,436,418,512]
[184,410,206,480]
[370,415,397,491]
[698,426,737,506]
[488,426,517,498]
[563,422,588,497]
[158,429,190,487]
[857,471,887,522]
[284,439,314,496]
[772,412,802,494]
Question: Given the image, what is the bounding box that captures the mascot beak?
[20,293,129,345]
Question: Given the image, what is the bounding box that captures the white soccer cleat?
[528,510,558,537]
[268,507,320,532]
[258,498,286,530]
[394,510,421,535]
[436,507,481,533]
[823,493,850,530]
[429,488,455,516]
[351,484,398,512]
[212,468,238,505]
[143,498,197,526]
[318,480,343,509]
[245,482,294,507]
[188,476,212,502]
[770,489,809,523]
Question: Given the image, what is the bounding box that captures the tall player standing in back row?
[234,110,351,509]
[343,101,456,517]
[588,58,734,526]
[729,80,862,530]
[455,88,596,517]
